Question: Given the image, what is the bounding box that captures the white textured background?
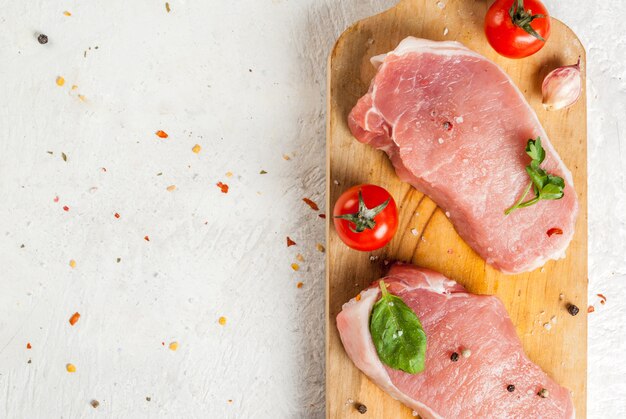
[0,0,624,418]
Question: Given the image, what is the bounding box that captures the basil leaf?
[369,281,427,374]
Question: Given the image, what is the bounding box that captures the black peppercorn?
[567,303,579,316]
[356,403,367,414]
[37,34,48,44]
[450,352,459,362]
[537,388,549,398]
[507,384,515,392]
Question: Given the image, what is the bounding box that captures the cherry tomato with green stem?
[333,184,398,251]
[485,0,551,59]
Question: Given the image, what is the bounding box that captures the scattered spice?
[291,263,299,271]
[286,237,296,247]
[114,212,120,219]
[78,94,86,102]
[146,397,151,402]
[56,76,65,86]
[71,85,78,90]
[450,352,459,362]
[588,305,595,313]
[61,152,67,162]
[169,341,179,351]
[296,253,304,262]
[217,182,229,193]
[302,198,319,211]
[26,343,32,349]
[90,400,100,409]
[37,34,48,44]
[319,214,326,219]
[54,196,59,203]
[69,259,76,268]
[144,236,150,241]
[155,130,168,138]
[461,348,472,358]
[218,316,227,326]
[63,205,70,212]
[260,170,267,174]
[66,363,76,373]
[356,403,367,414]
[116,258,121,263]
[316,243,325,253]
[225,171,233,178]
[507,384,515,392]
[567,303,579,316]
[63,11,72,16]
[192,144,201,154]
[537,388,549,398]
[282,154,291,160]
[165,2,171,12]
[69,312,80,326]
[355,293,362,302]
[166,185,176,192]
[296,282,303,288]
[547,227,563,237]
[597,293,607,305]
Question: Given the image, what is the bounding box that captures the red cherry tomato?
[333,184,398,251]
[485,0,551,59]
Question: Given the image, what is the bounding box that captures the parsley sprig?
[504,138,565,215]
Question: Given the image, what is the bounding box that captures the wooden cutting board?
[326,0,587,417]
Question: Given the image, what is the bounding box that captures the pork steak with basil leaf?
[336,264,575,418]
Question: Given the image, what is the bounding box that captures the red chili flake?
[447,248,454,254]
[286,237,296,247]
[318,213,326,219]
[155,130,168,138]
[547,228,563,237]
[597,293,607,305]
[161,342,165,346]
[144,236,150,241]
[26,343,32,349]
[53,196,59,203]
[69,312,80,326]
[114,213,120,219]
[217,182,229,193]
[63,205,70,212]
[303,198,319,211]
[101,167,107,172]
[587,305,595,313]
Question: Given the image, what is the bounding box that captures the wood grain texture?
[326,0,587,417]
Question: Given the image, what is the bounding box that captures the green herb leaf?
[505,137,565,215]
[539,183,564,200]
[525,165,547,191]
[525,137,545,164]
[369,280,427,374]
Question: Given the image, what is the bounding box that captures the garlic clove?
[542,60,582,111]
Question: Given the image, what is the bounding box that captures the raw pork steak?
[337,264,575,418]
[348,37,578,274]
